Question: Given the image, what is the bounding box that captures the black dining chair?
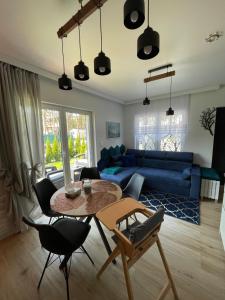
[122,173,145,226]
[79,167,101,181]
[22,217,94,300]
[33,178,62,224]
[123,173,145,200]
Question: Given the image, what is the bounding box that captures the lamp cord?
[169,75,173,107]
[99,6,103,51]
[61,38,65,73]
[148,0,150,27]
[78,25,82,61]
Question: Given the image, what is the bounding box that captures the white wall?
[124,87,225,167]
[40,77,124,161]
[185,87,225,166]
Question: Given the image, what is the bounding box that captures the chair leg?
[156,239,179,300]
[38,252,51,289]
[120,248,134,300]
[65,262,70,300]
[81,245,95,265]
[97,246,120,279]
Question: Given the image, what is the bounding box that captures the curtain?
[135,95,190,151]
[0,61,44,231]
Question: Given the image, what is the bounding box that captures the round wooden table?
[51,180,122,217]
[51,180,122,261]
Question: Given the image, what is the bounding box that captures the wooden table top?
[50,180,122,217]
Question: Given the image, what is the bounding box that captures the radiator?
[201,179,220,201]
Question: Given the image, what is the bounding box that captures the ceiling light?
[143,82,150,105]
[58,38,72,90]
[166,76,174,116]
[94,3,111,76]
[74,25,89,81]
[205,31,223,43]
[124,0,145,30]
[137,0,160,60]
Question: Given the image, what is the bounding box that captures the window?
[135,96,189,152]
[42,104,95,186]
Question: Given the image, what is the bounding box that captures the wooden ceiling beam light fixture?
[57,0,108,38]
[144,63,175,83]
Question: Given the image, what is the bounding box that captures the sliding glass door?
[42,104,94,186]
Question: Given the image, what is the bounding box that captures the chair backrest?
[79,167,101,181]
[22,217,74,255]
[33,178,57,214]
[123,173,145,200]
[129,207,165,245]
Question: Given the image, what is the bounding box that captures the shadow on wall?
[194,153,210,167]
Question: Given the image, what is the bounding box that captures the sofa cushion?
[121,155,137,167]
[126,149,145,157]
[136,167,190,197]
[144,150,166,160]
[97,159,109,171]
[137,167,190,186]
[142,158,191,172]
[182,167,192,180]
[165,151,193,163]
[102,167,123,175]
[100,167,139,188]
[101,148,110,160]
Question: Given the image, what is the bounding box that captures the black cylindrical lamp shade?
[74,61,89,81]
[58,74,72,90]
[124,0,145,29]
[94,52,111,75]
[137,27,160,60]
[143,97,150,105]
[166,107,175,116]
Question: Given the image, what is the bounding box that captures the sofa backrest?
[98,144,126,171]
[126,149,193,172]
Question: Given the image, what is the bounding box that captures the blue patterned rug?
[140,190,200,225]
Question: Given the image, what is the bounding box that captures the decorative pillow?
[97,159,109,171]
[111,155,122,162]
[114,161,122,167]
[121,155,137,167]
[182,167,192,180]
[102,167,123,175]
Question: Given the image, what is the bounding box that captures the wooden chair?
[96,198,179,300]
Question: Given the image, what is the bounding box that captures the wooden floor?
[0,201,225,300]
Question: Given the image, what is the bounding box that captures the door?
[42,104,95,187]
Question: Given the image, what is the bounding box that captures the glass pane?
[42,109,64,186]
[66,112,90,180]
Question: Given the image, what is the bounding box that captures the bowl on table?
[65,187,81,199]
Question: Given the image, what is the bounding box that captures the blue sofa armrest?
[190,164,201,200]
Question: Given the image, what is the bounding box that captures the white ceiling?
[0,0,225,104]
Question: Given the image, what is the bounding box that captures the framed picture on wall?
[106,121,120,138]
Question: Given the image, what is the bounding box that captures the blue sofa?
[98,147,201,201]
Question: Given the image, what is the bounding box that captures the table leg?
[94,216,116,265]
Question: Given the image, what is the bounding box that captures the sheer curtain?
[135,95,190,151]
[0,61,44,232]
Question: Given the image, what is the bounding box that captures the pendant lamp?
[74,25,89,81]
[94,3,111,76]
[137,0,160,60]
[166,76,174,116]
[58,38,72,90]
[124,0,145,30]
[143,82,150,105]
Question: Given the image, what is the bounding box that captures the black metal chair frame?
[23,217,94,300]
